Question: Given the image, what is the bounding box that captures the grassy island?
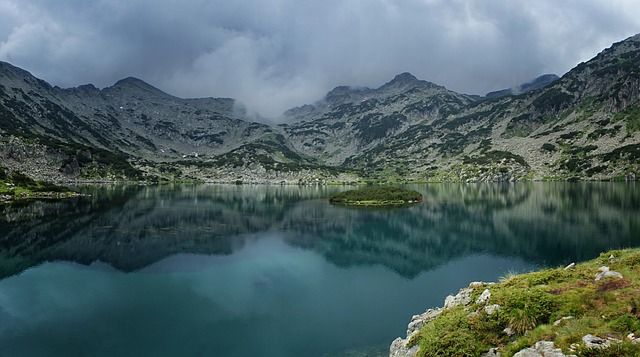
[329,186,422,206]
[404,248,640,356]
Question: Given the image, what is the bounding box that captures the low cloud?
[1,0,639,118]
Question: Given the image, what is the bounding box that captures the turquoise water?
[0,183,639,356]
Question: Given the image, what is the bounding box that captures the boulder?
[594,266,623,281]
[390,336,420,357]
[484,304,501,315]
[476,289,491,304]
[582,334,613,349]
[514,341,575,357]
[444,287,473,309]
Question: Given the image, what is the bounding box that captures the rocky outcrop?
[513,341,575,357]
[389,308,442,357]
[389,282,488,357]
[389,253,640,357]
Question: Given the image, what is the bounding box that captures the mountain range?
[1,34,639,183]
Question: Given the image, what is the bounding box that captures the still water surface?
[0,183,639,356]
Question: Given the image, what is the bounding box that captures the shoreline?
[390,248,640,356]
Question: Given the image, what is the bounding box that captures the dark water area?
[0,182,639,356]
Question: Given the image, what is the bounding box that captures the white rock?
[595,266,623,280]
[503,327,515,337]
[406,308,442,335]
[627,333,640,344]
[513,347,541,357]
[564,262,575,270]
[485,304,501,315]
[444,288,473,309]
[514,341,575,357]
[389,335,420,357]
[481,347,501,356]
[476,289,491,304]
[582,334,611,349]
[553,316,574,326]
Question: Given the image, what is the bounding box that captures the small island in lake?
[329,186,423,206]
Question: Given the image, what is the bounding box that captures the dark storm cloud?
[1,0,639,118]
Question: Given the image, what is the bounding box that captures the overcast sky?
[1,0,639,118]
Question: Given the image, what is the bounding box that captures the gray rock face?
[389,308,444,357]
[582,334,618,349]
[476,289,491,304]
[481,347,501,357]
[484,304,501,315]
[514,341,575,357]
[389,337,420,357]
[444,287,473,309]
[406,309,443,336]
[2,34,640,183]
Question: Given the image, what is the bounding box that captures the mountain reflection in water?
[1,182,639,279]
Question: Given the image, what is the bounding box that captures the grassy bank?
[410,248,640,356]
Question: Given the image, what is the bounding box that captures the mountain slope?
[485,74,559,98]
[343,34,640,182]
[1,34,639,183]
[0,63,303,181]
[281,72,474,166]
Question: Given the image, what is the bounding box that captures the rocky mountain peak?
[485,74,559,98]
[0,61,51,91]
[108,76,171,98]
[388,72,419,84]
[379,72,440,92]
[1,33,639,184]
[518,74,559,92]
[76,83,99,92]
[324,85,372,103]
[0,61,25,76]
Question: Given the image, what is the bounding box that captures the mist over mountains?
[1,34,639,184]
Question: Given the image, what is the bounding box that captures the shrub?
[497,287,558,335]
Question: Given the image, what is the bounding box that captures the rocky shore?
[390,249,640,356]
[0,191,86,203]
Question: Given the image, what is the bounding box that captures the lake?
[1,182,639,356]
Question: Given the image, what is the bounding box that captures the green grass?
[0,167,76,200]
[412,248,640,356]
[329,186,422,206]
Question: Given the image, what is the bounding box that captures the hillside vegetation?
[397,248,640,356]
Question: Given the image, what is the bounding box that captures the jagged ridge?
[0,33,639,183]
